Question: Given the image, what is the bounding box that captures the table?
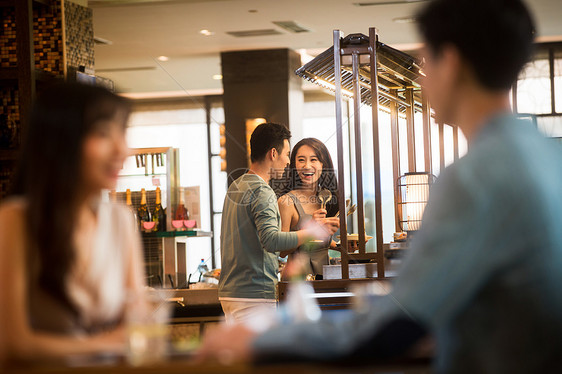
[3,357,432,374]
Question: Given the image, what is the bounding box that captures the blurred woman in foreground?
[0,83,145,363]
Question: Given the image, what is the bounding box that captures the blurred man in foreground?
[198,0,562,372]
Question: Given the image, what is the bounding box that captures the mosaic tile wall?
[64,0,94,70]
[0,1,66,72]
[33,1,64,75]
[1,0,64,143]
[1,0,94,199]
[0,7,17,68]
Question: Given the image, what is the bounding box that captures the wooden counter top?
[3,357,431,374]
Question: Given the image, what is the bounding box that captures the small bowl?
[172,220,184,230]
[183,220,196,229]
[142,221,156,231]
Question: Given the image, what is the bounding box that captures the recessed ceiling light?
[200,29,215,36]
[157,55,169,62]
[392,16,416,23]
[213,74,223,80]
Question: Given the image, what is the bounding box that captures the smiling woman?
[277,138,339,278]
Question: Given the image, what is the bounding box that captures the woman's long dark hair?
[277,138,339,217]
[11,83,130,315]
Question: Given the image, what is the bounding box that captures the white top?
[66,202,140,330]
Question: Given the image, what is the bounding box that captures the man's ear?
[267,148,277,161]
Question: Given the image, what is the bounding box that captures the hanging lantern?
[397,172,434,232]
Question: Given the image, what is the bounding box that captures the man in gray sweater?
[218,123,339,324]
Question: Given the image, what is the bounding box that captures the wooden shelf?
[142,230,213,238]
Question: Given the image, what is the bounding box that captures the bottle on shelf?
[174,187,189,221]
[152,187,166,232]
[126,189,139,230]
[137,188,151,231]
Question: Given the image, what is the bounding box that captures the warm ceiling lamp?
[246,118,266,167]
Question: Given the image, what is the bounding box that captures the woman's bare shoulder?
[278,192,295,206]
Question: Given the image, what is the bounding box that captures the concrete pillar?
[220,48,303,184]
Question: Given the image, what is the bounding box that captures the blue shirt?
[254,113,562,372]
[219,173,299,300]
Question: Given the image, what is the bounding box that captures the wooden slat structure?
[295,28,431,279]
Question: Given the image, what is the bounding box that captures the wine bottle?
[126,189,139,231]
[174,187,189,221]
[137,188,151,230]
[152,187,166,232]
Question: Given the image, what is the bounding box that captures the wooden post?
[405,88,416,172]
[390,89,401,232]
[369,27,385,279]
[333,30,349,279]
[422,89,432,174]
[351,52,366,255]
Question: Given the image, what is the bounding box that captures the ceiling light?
[213,74,223,80]
[200,29,215,36]
[157,56,169,62]
[93,36,113,45]
[392,16,416,23]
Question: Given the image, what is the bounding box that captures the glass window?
[517,58,552,114]
[431,119,441,176]
[414,111,426,172]
[126,108,213,273]
[555,52,562,114]
[377,110,399,243]
[537,116,562,138]
[398,116,409,175]
[213,213,222,267]
[211,156,227,212]
[302,97,351,198]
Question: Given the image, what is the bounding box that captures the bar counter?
[4,357,431,374]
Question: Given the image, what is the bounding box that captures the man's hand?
[303,217,339,241]
[319,217,340,236]
[194,323,257,365]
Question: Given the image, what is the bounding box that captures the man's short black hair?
[417,0,535,91]
[250,122,291,163]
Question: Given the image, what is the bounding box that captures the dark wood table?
[3,358,432,374]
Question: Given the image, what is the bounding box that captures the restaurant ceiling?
[90,0,562,97]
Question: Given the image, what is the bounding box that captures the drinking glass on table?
[125,289,172,366]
